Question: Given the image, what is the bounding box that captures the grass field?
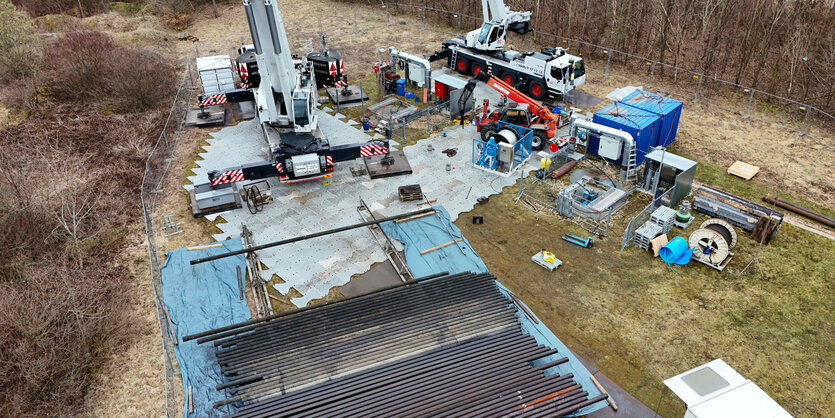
[454,164,834,417]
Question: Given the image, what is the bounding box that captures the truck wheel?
[531,131,547,151]
[455,57,470,75]
[500,71,518,86]
[481,122,499,142]
[471,62,485,76]
[528,80,547,100]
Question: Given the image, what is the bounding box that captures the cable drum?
[689,228,730,265]
[701,218,737,249]
[492,128,519,145]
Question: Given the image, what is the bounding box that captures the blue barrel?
[362,117,370,131]
[659,236,694,265]
[396,79,406,96]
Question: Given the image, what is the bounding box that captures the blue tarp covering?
[621,89,683,148]
[382,206,608,416]
[379,206,488,277]
[161,239,251,417]
[592,102,661,166]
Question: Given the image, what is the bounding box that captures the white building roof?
[663,359,792,418]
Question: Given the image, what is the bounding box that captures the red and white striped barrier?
[274,162,284,173]
[211,169,243,186]
[360,144,389,157]
[200,94,227,106]
[325,155,333,166]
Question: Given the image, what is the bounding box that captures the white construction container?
[197,55,236,96]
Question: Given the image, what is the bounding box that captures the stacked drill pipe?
[693,185,784,239]
[189,272,608,417]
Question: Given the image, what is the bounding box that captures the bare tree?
[43,149,101,267]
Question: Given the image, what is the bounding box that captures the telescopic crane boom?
[466,0,532,51]
[242,0,317,132]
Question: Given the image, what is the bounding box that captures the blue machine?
[562,234,594,248]
[620,90,682,147]
[591,102,660,166]
[476,138,499,169]
[581,189,599,205]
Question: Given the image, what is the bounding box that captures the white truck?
[429,41,586,101]
[427,0,585,101]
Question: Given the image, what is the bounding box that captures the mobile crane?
[428,0,585,101]
[465,0,531,52]
[196,0,389,193]
[464,72,570,151]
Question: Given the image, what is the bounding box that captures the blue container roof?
[594,102,659,130]
[620,90,682,116]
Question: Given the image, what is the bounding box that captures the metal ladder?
[357,200,414,282]
[624,141,638,183]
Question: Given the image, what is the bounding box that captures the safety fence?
[380,1,834,149]
[140,59,198,417]
[621,186,678,251]
[515,157,618,238]
[471,122,533,173]
[386,99,452,143]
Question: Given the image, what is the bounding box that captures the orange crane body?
[471,73,561,150]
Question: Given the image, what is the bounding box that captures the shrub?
[0,106,164,415]
[0,0,40,81]
[11,0,111,17]
[44,30,176,112]
[44,31,117,101]
[162,8,192,30]
[1,78,40,113]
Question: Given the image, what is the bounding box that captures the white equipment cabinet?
[197,55,236,96]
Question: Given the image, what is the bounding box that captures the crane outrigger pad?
[185,105,226,127]
[326,84,368,107]
[364,149,412,179]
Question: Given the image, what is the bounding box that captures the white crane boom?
[242,0,316,132]
[466,0,531,51]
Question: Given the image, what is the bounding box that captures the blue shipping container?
[591,102,660,166]
[620,90,682,147]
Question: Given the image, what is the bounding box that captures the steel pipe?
[189,208,435,265]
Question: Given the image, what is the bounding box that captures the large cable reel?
[700,218,737,249]
[689,228,730,265]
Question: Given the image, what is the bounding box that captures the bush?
[1,78,40,114]
[44,30,176,112]
[0,0,40,82]
[11,0,111,17]
[0,106,165,415]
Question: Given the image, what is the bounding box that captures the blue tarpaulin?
[161,239,250,417]
[380,206,488,278]
[382,206,607,416]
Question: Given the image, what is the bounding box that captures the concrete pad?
[183,108,550,308]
